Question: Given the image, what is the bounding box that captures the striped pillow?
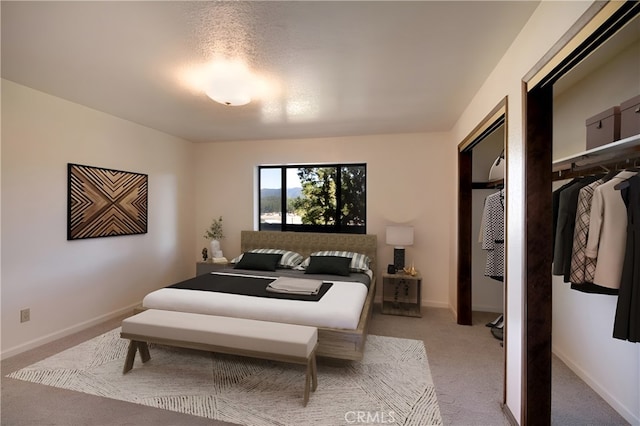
[299,251,371,272]
[231,249,304,269]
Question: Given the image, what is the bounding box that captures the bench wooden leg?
[303,352,318,406]
[311,353,318,391]
[123,341,137,374]
[303,363,311,406]
[122,341,152,374]
[138,341,151,363]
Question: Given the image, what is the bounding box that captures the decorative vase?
[210,239,223,258]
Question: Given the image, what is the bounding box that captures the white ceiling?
[1,1,539,143]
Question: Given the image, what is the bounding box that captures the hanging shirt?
[569,179,604,284]
[568,178,618,295]
[553,176,599,278]
[613,175,640,343]
[553,179,580,257]
[480,190,504,281]
[586,171,638,289]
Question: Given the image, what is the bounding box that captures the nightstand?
[381,272,422,317]
[196,261,231,276]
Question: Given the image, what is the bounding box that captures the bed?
[142,230,378,361]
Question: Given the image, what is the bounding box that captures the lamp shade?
[386,226,414,247]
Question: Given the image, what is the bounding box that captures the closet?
[523,2,640,423]
[472,128,505,336]
[457,99,507,328]
[457,99,508,405]
[550,17,640,420]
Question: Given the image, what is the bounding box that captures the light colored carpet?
[7,328,442,426]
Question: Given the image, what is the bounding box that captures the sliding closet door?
[523,84,553,425]
[457,150,473,326]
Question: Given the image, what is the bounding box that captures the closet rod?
[552,150,640,181]
[472,179,504,189]
[553,134,640,173]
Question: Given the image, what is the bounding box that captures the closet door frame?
[457,98,508,406]
[522,1,639,424]
[457,98,507,327]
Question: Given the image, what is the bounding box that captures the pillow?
[299,250,371,272]
[304,255,352,276]
[231,249,304,269]
[233,252,283,271]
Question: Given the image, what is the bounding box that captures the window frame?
[258,163,367,234]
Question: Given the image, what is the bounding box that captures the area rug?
[7,329,442,425]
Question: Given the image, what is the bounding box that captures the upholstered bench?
[120,309,318,406]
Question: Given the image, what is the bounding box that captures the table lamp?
[386,225,414,272]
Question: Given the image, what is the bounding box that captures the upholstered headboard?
[240,230,378,274]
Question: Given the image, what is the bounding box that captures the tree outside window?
[259,164,366,234]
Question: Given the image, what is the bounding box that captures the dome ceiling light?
[204,59,255,106]
[179,3,277,107]
[179,58,275,107]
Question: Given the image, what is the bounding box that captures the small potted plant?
[204,216,224,258]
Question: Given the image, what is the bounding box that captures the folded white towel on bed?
[266,277,324,295]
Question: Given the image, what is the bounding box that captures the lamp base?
[393,248,405,272]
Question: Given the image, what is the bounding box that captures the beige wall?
[192,132,455,308]
[1,80,196,358]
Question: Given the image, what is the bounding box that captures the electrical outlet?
[20,308,30,323]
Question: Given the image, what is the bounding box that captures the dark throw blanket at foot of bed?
[168,272,333,302]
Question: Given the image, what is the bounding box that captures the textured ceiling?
[1,1,540,143]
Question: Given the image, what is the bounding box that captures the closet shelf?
[552,133,640,176]
[472,179,504,189]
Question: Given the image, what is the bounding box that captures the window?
[259,164,366,234]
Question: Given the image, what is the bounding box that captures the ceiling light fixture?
[179,59,277,107]
[204,59,256,106]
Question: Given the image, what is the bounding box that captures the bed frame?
[240,230,377,361]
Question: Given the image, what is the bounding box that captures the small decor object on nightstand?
[403,262,417,276]
[204,216,225,259]
[202,247,208,261]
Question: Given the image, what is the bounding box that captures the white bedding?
[142,275,369,330]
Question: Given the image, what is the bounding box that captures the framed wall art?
[67,163,148,240]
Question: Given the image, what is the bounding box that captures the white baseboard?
[422,300,449,309]
[448,303,457,319]
[1,302,139,360]
[552,344,639,425]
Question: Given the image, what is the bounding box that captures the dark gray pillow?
[305,255,352,276]
[234,252,283,271]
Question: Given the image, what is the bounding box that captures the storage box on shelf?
[586,106,620,150]
[620,94,640,139]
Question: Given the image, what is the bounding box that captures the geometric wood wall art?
[67,163,148,240]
